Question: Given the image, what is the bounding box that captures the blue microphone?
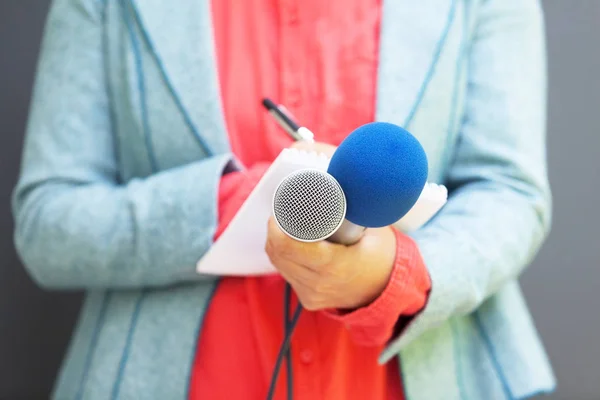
[272,122,428,245]
[328,122,428,226]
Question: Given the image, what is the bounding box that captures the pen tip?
[262,98,276,111]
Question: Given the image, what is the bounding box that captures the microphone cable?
[284,283,293,400]
[266,282,303,400]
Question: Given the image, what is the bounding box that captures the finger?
[278,270,327,311]
[267,252,320,286]
[296,292,327,311]
[277,268,310,293]
[265,234,318,282]
[267,217,339,269]
[268,250,338,311]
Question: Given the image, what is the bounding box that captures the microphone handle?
[327,219,366,245]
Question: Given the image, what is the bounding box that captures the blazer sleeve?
[12,0,233,290]
[382,0,551,359]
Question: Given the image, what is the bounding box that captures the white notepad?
[196,148,447,276]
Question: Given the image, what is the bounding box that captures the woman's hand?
[265,217,397,311]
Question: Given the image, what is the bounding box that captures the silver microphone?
[272,169,366,245]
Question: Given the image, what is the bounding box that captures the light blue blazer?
[13,0,556,398]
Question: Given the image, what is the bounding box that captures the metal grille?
[273,169,346,242]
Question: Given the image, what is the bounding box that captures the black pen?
[262,98,315,142]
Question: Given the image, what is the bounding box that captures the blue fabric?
[327,122,428,227]
[12,0,556,399]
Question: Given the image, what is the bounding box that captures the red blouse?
[189,0,431,399]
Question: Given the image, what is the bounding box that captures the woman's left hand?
[265,217,397,311]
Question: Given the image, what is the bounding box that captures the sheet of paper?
[196,148,447,276]
[197,149,329,275]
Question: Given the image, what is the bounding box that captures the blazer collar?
[376,0,458,129]
[129,0,456,147]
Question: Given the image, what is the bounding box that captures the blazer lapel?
[128,0,458,154]
[127,0,230,157]
[376,0,458,129]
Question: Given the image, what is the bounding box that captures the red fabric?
[189,0,432,399]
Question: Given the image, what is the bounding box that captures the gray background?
[0,1,598,399]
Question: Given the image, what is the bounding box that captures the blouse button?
[288,90,302,107]
[300,349,313,364]
[286,2,299,24]
[288,9,299,24]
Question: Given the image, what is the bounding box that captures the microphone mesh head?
[273,169,346,242]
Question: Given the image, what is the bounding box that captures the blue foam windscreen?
[327,122,428,228]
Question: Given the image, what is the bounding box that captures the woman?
[13,0,555,399]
